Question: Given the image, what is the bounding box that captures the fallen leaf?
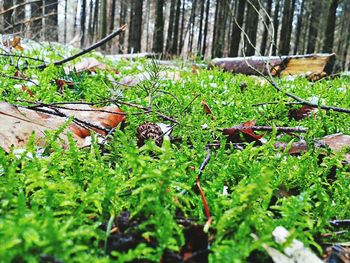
[55,79,75,93]
[274,140,307,155]
[261,226,323,263]
[0,102,125,152]
[288,105,317,121]
[21,85,34,97]
[222,120,264,144]
[3,36,24,51]
[201,100,212,115]
[318,134,350,152]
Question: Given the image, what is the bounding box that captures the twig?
[35,25,127,69]
[219,125,308,133]
[0,53,45,62]
[114,99,179,124]
[0,72,39,87]
[330,220,350,227]
[252,101,304,106]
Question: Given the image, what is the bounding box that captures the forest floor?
[1,38,350,262]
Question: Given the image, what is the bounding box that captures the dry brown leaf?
[318,134,350,152]
[3,36,24,51]
[0,102,125,152]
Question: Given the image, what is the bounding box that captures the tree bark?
[244,0,259,56]
[31,0,43,39]
[188,0,197,53]
[272,0,281,55]
[119,0,127,53]
[166,0,176,55]
[260,0,273,56]
[307,0,321,54]
[278,0,292,55]
[129,0,143,53]
[100,0,107,51]
[202,0,210,57]
[81,0,87,47]
[153,0,164,53]
[293,0,305,54]
[197,0,205,57]
[171,0,181,55]
[179,0,185,54]
[3,0,14,34]
[322,0,339,53]
[229,0,246,57]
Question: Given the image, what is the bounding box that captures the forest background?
[0,0,348,70]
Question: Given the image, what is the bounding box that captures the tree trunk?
[3,0,14,34]
[202,0,210,57]
[179,0,185,54]
[322,0,339,53]
[197,0,205,57]
[212,0,228,57]
[31,0,43,39]
[153,0,164,53]
[293,0,305,54]
[129,0,143,53]
[81,0,87,47]
[229,0,246,57]
[92,0,99,42]
[13,0,25,34]
[260,0,273,56]
[166,0,176,55]
[244,0,259,56]
[278,0,292,55]
[100,0,107,51]
[119,0,127,53]
[188,0,197,53]
[272,0,281,55]
[307,0,321,54]
[171,0,181,55]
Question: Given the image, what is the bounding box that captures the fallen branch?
[35,25,127,69]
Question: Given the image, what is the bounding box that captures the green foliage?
[1,46,350,262]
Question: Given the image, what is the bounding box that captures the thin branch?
[218,125,308,133]
[0,73,40,87]
[0,53,45,62]
[35,25,127,69]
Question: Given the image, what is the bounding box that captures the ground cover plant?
[1,41,350,262]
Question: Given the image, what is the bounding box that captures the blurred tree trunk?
[307,0,321,53]
[153,0,164,53]
[119,0,127,52]
[64,0,68,43]
[100,0,107,51]
[3,0,13,33]
[202,0,210,57]
[260,0,273,56]
[322,0,339,53]
[13,0,25,34]
[229,0,245,57]
[179,0,185,54]
[279,0,292,55]
[244,0,259,56]
[188,0,197,53]
[92,0,99,42]
[166,0,176,55]
[212,0,228,57]
[171,0,181,55]
[197,0,205,57]
[129,0,143,53]
[293,0,305,54]
[31,0,43,39]
[81,0,87,47]
[272,0,281,55]
[45,0,58,41]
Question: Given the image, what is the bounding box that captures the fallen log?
[210,53,336,80]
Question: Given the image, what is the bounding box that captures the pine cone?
[136,122,163,147]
